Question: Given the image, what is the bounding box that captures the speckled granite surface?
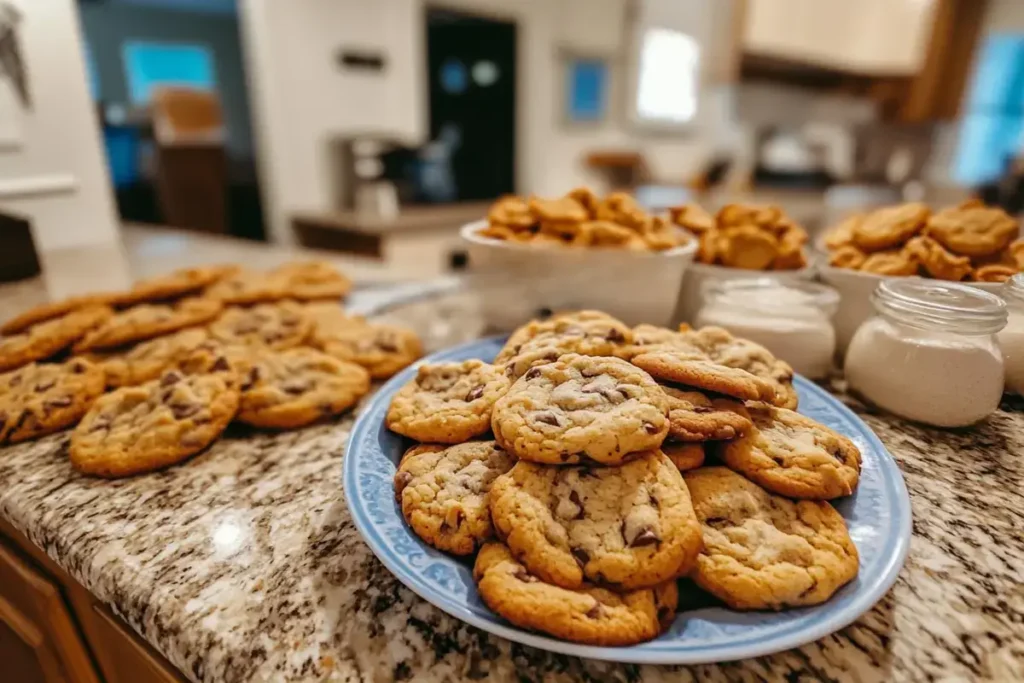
[1,277,1023,682]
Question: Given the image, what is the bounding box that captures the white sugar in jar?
[845,280,1007,428]
[695,278,839,379]
[997,274,1024,395]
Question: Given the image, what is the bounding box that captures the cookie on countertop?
[393,441,515,555]
[662,441,705,472]
[317,321,422,379]
[386,360,511,443]
[489,450,702,590]
[0,358,105,444]
[208,301,312,350]
[473,543,678,646]
[73,298,222,352]
[491,354,668,466]
[1,293,122,335]
[86,327,210,388]
[271,260,352,300]
[235,347,370,428]
[631,351,777,405]
[119,265,238,305]
[720,405,861,500]
[661,385,752,442]
[70,367,240,477]
[0,306,113,372]
[683,467,859,610]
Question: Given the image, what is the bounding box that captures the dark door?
[426,10,516,201]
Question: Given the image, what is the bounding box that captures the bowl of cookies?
[460,188,697,329]
[818,200,1021,354]
[668,203,815,323]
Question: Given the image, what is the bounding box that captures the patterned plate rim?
[343,337,913,664]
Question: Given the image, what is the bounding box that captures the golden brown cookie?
[74,298,221,352]
[206,269,293,305]
[823,215,861,250]
[686,326,797,409]
[828,244,867,270]
[209,301,312,350]
[529,196,588,224]
[594,192,647,229]
[669,203,715,235]
[488,195,536,230]
[852,203,928,252]
[0,358,105,444]
[641,216,686,251]
[87,327,211,388]
[386,360,510,443]
[0,306,112,372]
[696,228,722,264]
[632,351,777,405]
[119,266,237,305]
[235,347,369,428]
[70,367,240,477]
[859,250,919,276]
[772,231,808,270]
[1,293,122,335]
[716,204,781,230]
[662,441,705,472]
[318,321,422,379]
[271,260,352,300]
[492,354,669,466]
[661,386,751,442]
[684,467,859,610]
[489,451,702,590]
[925,203,1019,257]
[721,405,861,499]
[973,264,1018,282]
[393,441,515,555]
[473,543,678,646]
[567,187,600,217]
[904,235,972,281]
[501,317,633,380]
[719,226,779,270]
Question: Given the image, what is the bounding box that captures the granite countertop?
[1,234,1023,682]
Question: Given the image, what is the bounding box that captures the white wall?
[0,0,118,250]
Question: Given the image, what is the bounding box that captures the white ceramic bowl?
[674,261,816,325]
[460,220,698,329]
[818,264,1004,356]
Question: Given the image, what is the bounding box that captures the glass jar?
[997,274,1024,395]
[845,280,1007,428]
[695,278,839,379]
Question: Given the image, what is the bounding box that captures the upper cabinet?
[742,0,937,75]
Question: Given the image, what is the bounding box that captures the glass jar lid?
[1002,273,1024,305]
[702,277,840,317]
[871,279,1008,335]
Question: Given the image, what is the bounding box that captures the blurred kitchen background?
[1,0,1021,280]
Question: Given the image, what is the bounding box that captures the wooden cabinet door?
[0,542,100,683]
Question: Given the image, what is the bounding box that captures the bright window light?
[123,41,216,104]
[636,28,699,124]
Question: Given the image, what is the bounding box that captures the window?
[635,28,699,125]
[123,41,216,104]
[566,58,608,123]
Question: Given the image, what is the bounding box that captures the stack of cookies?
[824,199,1023,282]
[0,261,423,478]
[671,202,809,271]
[387,310,861,646]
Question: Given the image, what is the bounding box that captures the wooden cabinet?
[0,520,185,683]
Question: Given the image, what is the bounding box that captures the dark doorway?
[426,9,516,201]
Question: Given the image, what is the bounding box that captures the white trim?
[0,174,79,200]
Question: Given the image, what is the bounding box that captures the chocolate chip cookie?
[661,385,752,442]
[489,450,702,590]
[0,306,113,372]
[87,327,210,388]
[473,543,678,646]
[318,321,422,379]
[688,326,797,408]
[235,347,370,428]
[120,265,238,305]
[0,358,105,444]
[206,269,293,305]
[393,441,515,555]
[492,354,668,465]
[631,351,777,405]
[683,467,859,610]
[270,260,352,300]
[661,441,705,472]
[73,298,222,352]
[498,312,633,379]
[70,368,240,477]
[721,406,861,499]
[209,301,312,350]
[1,293,122,335]
[386,360,511,443]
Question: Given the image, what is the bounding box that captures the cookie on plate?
[206,269,293,305]
[494,311,631,368]
[236,347,369,428]
[208,301,312,350]
[119,266,238,305]
[271,260,352,300]
[687,327,797,409]
[661,385,752,442]
[70,367,240,477]
[393,441,515,555]
[492,354,668,465]
[489,450,702,590]
[317,321,422,379]
[0,358,105,444]
[0,306,113,372]
[661,440,705,472]
[473,543,678,646]
[87,327,210,388]
[386,360,510,443]
[631,351,777,405]
[720,405,861,499]
[73,298,222,352]
[683,467,859,610]
[1,293,122,335]
[925,202,1018,257]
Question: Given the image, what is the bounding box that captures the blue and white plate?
[343,338,912,664]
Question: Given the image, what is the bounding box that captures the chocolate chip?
[643,421,660,434]
[464,385,485,402]
[629,528,660,547]
[378,340,399,353]
[319,402,336,415]
[8,375,22,387]
[705,517,730,529]
[281,379,312,395]
[512,567,537,583]
[578,466,597,478]
[240,367,261,391]
[533,411,560,426]
[70,362,87,374]
[571,546,590,567]
[559,451,572,462]
[161,371,183,387]
[394,471,413,499]
[585,602,603,619]
[693,405,714,414]
[569,490,585,518]
[0,411,7,433]
[524,367,541,380]
[211,356,230,372]
[171,402,201,419]
[34,379,56,392]
[607,328,626,343]
[45,396,72,408]
[832,449,846,464]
